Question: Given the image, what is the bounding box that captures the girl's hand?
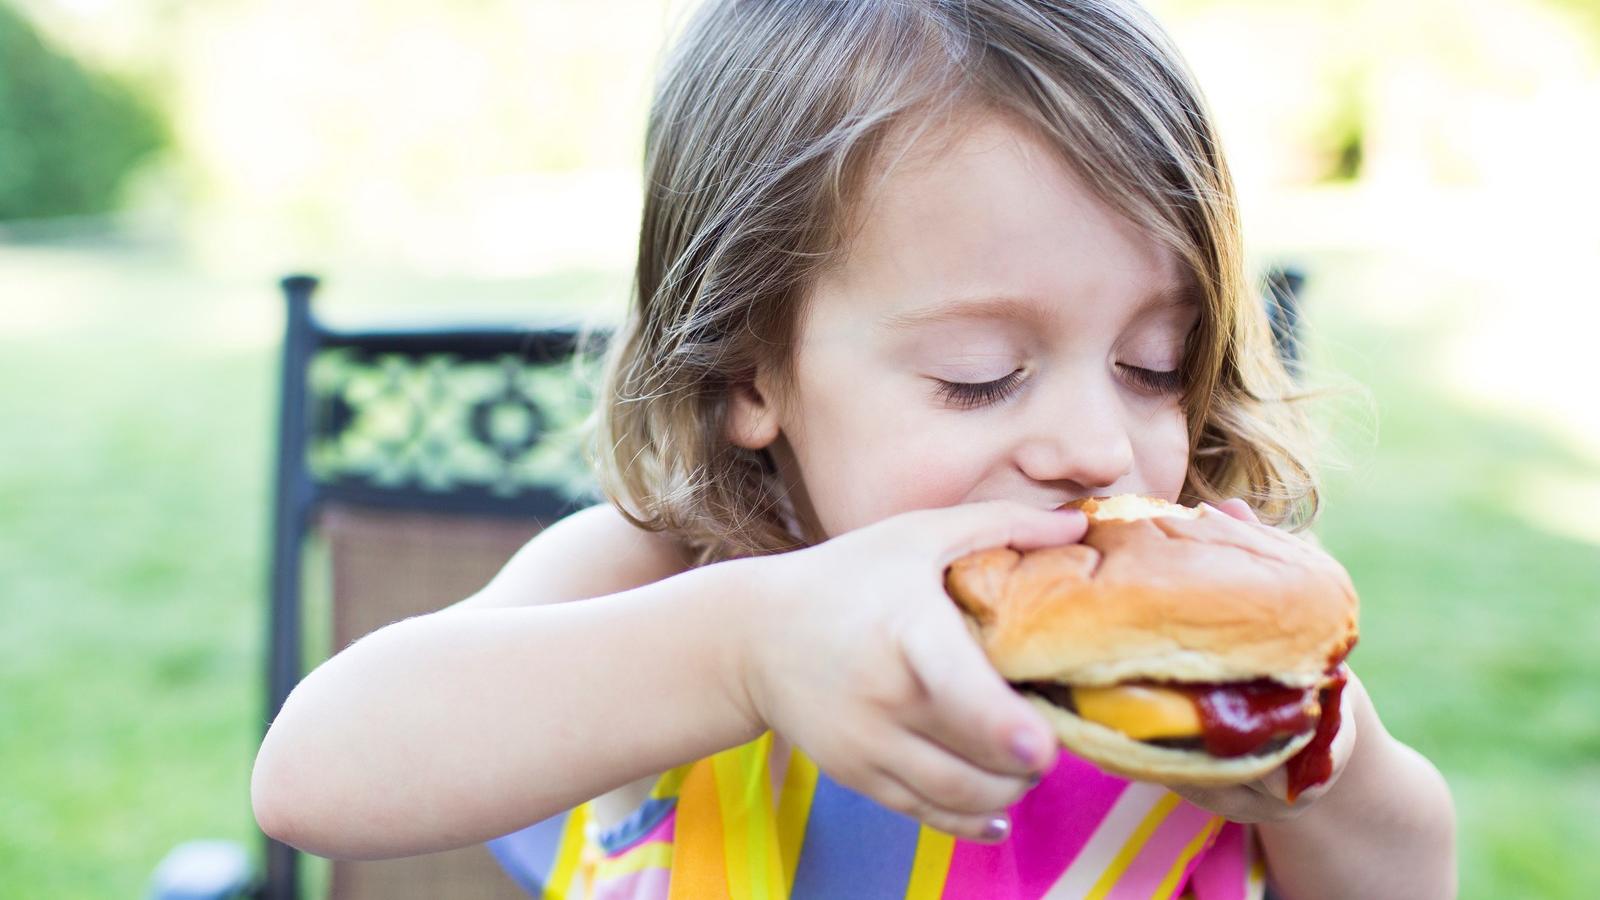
[1168,678,1362,823]
[1168,498,1359,822]
[728,501,1087,843]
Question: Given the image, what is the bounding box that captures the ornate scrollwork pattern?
[306,349,598,501]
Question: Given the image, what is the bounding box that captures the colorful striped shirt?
[487,731,1266,899]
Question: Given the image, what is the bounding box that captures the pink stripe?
[941,749,1130,898]
[592,864,672,900]
[1183,821,1250,900]
[1105,799,1218,900]
[605,808,678,858]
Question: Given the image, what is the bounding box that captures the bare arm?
[250,506,760,860]
[253,500,1092,860]
[1259,676,1457,899]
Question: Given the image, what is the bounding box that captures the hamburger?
[945,495,1357,798]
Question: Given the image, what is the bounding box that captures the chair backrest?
[261,275,601,900]
[319,510,540,900]
[1264,266,1306,370]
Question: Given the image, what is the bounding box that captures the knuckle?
[840,766,890,805]
[879,788,923,819]
[918,767,972,807]
[922,766,1005,813]
[927,811,988,841]
[911,665,951,704]
[918,808,959,833]
[861,666,916,709]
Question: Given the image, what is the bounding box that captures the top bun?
[946,495,1358,689]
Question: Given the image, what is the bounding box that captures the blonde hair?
[594,0,1320,564]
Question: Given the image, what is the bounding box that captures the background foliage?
[0,1,164,219]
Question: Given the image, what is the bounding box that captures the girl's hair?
[593,0,1320,564]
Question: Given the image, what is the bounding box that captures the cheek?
[1136,405,1191,495]
[789,384,989,535]
[857,430,986,513]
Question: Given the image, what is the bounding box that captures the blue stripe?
[789,771,920,899]
[597,796,678,855]
[485,811,570,898]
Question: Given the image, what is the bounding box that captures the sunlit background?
[2,0,1597,897]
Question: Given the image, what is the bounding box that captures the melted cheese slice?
[1071,685,1202,740]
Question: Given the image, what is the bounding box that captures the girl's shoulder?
[450,503,696,612]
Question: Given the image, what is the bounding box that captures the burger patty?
[1017,679,1318,759]
[1142,734,1296,756]
[1021,681,1080,713]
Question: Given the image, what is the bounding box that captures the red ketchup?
[1284,664,1349,802]
[1179,681,1318,758]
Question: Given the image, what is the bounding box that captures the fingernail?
[981,816,1010,842]
[1010,729,1045,767]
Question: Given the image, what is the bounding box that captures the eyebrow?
[879,285,1195,331]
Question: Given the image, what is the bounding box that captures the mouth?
[1056,495,1195,521]
[1052,496,1098,511]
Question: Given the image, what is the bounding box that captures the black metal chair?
[151,274,603,900]
[1264,266,1306,372]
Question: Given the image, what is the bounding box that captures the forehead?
[815,109,1192,333]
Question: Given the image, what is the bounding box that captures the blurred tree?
[0,0,166,220]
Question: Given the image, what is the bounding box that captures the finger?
[870,766,1015,844]
[888,729,1035,815]
[1168,782,1288,824]
[1256,765,1290,805]
[1211,498,1260,523]
[897,612,1057,777]
[1198,501,1329,569]
[917,501,1088,565]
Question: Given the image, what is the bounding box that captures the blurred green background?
[2,0,1596,897]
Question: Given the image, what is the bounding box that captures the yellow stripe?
[712,748,752,899]
[1085,791,1182,900]
[544,803,592,900]
[1247,858,1268,900]
[1152,817,1224,899]
[712,734,785,900]
[903,826,956,899]
[594,840,675,880]
[749,737,785,900]
[775,746,819,895]
[1244,824,1267,900]
[652,763,694,799]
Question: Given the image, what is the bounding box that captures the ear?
[726,371,782,450]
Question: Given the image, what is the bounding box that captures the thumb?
[923,501,1087,566]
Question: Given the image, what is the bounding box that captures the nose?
[1012,382,1135,493]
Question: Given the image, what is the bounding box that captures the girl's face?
[729,110,1196,542]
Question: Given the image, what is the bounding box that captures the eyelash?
[934,369,1026,409]
[933,365,1184,409]
[1119,365,1185,396]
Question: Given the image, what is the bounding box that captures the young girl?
[252,1,1456,897]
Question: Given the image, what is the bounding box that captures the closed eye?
[933,368,1026,409]
[1119,365,1184,395]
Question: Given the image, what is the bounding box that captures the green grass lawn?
[1,237,1595,898]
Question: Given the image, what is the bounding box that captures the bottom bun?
[1027,694,1314,786]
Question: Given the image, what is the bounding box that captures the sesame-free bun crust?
[946,496,1359,689]
[1030,695,1315,785]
